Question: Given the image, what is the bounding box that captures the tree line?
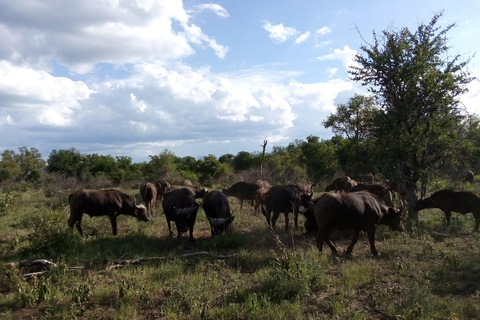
[1,12,479,199]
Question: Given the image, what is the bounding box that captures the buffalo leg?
[445,210,452,225]
[271,211,280,231]
[284,212,289,231]
[188,226,194,242]
[74,220,83,234]
[294,211,298,229]
[109,216,118,235]
[166,219,174,237]
[367,228,379,256]
[345,229,360,254]
[472,211,480,232]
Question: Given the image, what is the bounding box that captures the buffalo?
[203,191,235,236]
[325,176,357,193]
[352,174,374,184]
[350,183,394,207]
[155,179,171,201]
[261,185,312,231]
[296,181,315,196]
[255,180,272,189]
[252,188,269,215]
[462,170,474,183]
[311,192,404,256]
[223,182,261,209]
[140,182,157,216]
[162,188,200,241]
[68,189,149,235]
[168,185,209,199]
[414,189,480,232]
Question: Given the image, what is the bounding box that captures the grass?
[1,187,480,319]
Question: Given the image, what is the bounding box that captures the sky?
[1,0,479,163]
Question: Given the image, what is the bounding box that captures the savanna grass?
[2,185,480,319]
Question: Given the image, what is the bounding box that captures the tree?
[0,150,21,181]
[323,94,377,141]
[299,135,337,181]
[47,148,85,177]
[349,12,474,219]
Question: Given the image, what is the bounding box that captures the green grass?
[1,187,480,319]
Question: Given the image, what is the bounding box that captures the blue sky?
[1,0,479,163]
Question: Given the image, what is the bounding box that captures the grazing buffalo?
[182,179,194,186]
[223,182,261,209]
[252,188,269,215]
[68,189,149,235]
[325,176,357,193]
[167,185,209,199]
[296,181,315,196]
[352,174,374,184]
[255,180,272,189]
[140,182,157,216]
[261,185,312,231]
[414,190,480,232]
[203,191,234,236]
[350,184,394,207]
[162,188,200,241]
[155,179,171,201]
[462,170,474,183]
[311,192,404,256]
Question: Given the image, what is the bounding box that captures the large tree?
[323,94,377,141]
[349,12,474,218]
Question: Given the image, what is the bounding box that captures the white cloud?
[0,60,93,127]
[317,45,358,69]
[316,26,332,35]
[0,0,226,74]
[326,67,338,77]
[196,3,229,18]
[295,31,311,44]
[263,21,298,43]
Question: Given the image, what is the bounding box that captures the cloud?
[196,3,230,18]
[295,31,311,44]
[317,45,358,69]
[263,21,299,43]
[0,0,227,74]
[316,26,332,35]
[0,60,93,127]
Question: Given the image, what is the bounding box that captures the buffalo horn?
[207,216,230,226]
[173,205,198,216]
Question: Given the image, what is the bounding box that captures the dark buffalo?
[352,174,374,184]
[252,188,269,215]
[168,185,209,199]
[162,188,200,241]
[462,170,474,183]
[203,191,234,236]
[140,182,157,216]
[312,192,404,256]
[350,183,394,207]
[414,189,480,232]
[222,182,261,209]
[68,189,149,235]
[261,185,312,231]
[325,176,357,193]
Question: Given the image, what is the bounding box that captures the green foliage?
[349,11,474,185]
[0,192,13,212]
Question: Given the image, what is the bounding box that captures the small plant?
[0,191,13,212]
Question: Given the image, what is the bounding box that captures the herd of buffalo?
[67,175,480,256]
